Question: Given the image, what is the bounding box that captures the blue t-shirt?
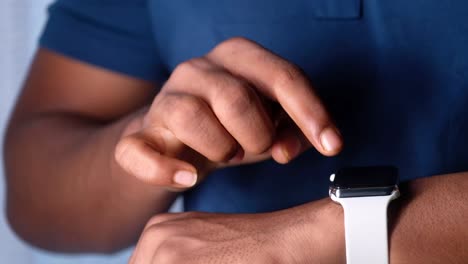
[40,0,468,213]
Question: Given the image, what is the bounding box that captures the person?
[4,0,468,263]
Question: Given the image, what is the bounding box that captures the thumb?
[115,129,198,189]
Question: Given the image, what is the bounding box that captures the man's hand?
[5,37,343,252]
[129,199,345,264]
[130,173,468,264]
[115,37,343,190]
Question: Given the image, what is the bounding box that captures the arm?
[130,172,468,263]
[4,49,177,252]
[5,38,343,253]
[388,172,468,263]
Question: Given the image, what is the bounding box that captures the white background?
[0,1,46,262]
[0,0,167,262]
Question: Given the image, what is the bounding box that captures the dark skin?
[4,38,468,262]
[5,49,173,252]
[129,173,468,264]
[5,38,343,252]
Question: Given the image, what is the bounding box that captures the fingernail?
[174,171,197,187]
[320,127,342,153]
[281,137,302,162]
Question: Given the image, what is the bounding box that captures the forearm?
[272,172,468,263]
[125,171,468,263]
[386,172,468,263]
[4,110,177,252]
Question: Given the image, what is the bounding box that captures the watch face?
[329,166,399,198]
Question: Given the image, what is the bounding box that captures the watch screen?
[331,166,399,189]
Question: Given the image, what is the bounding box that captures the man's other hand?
[115,37,343,190]
[129,199,345,264]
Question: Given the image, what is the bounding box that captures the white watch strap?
[338,194,395,264]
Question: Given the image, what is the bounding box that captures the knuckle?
[249,134,273,154]
[144,224,178,241]
[210,140,238,162]
[178,211,201,219]
[184,217,209,228]
[165,94,207,129]
[141,225,159,239]
[163,93,238,162]
[274,63,304,89]
[215,83,273,154]
[224,36,252,47]
[145,214,172,228]
[217,81,256,117]
[171,59,201,82]
[178,96,206,120]
[228,85,256,114]
[213,37,253,56]
[154,239,185,263]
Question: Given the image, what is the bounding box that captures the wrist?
[274,199,346,264]
[309,198,346,263]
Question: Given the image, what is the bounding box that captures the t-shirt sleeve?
[39,0,167,82]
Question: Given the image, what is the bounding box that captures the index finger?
[207,37,343,156]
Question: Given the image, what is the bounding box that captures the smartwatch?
[329,166,400,264]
